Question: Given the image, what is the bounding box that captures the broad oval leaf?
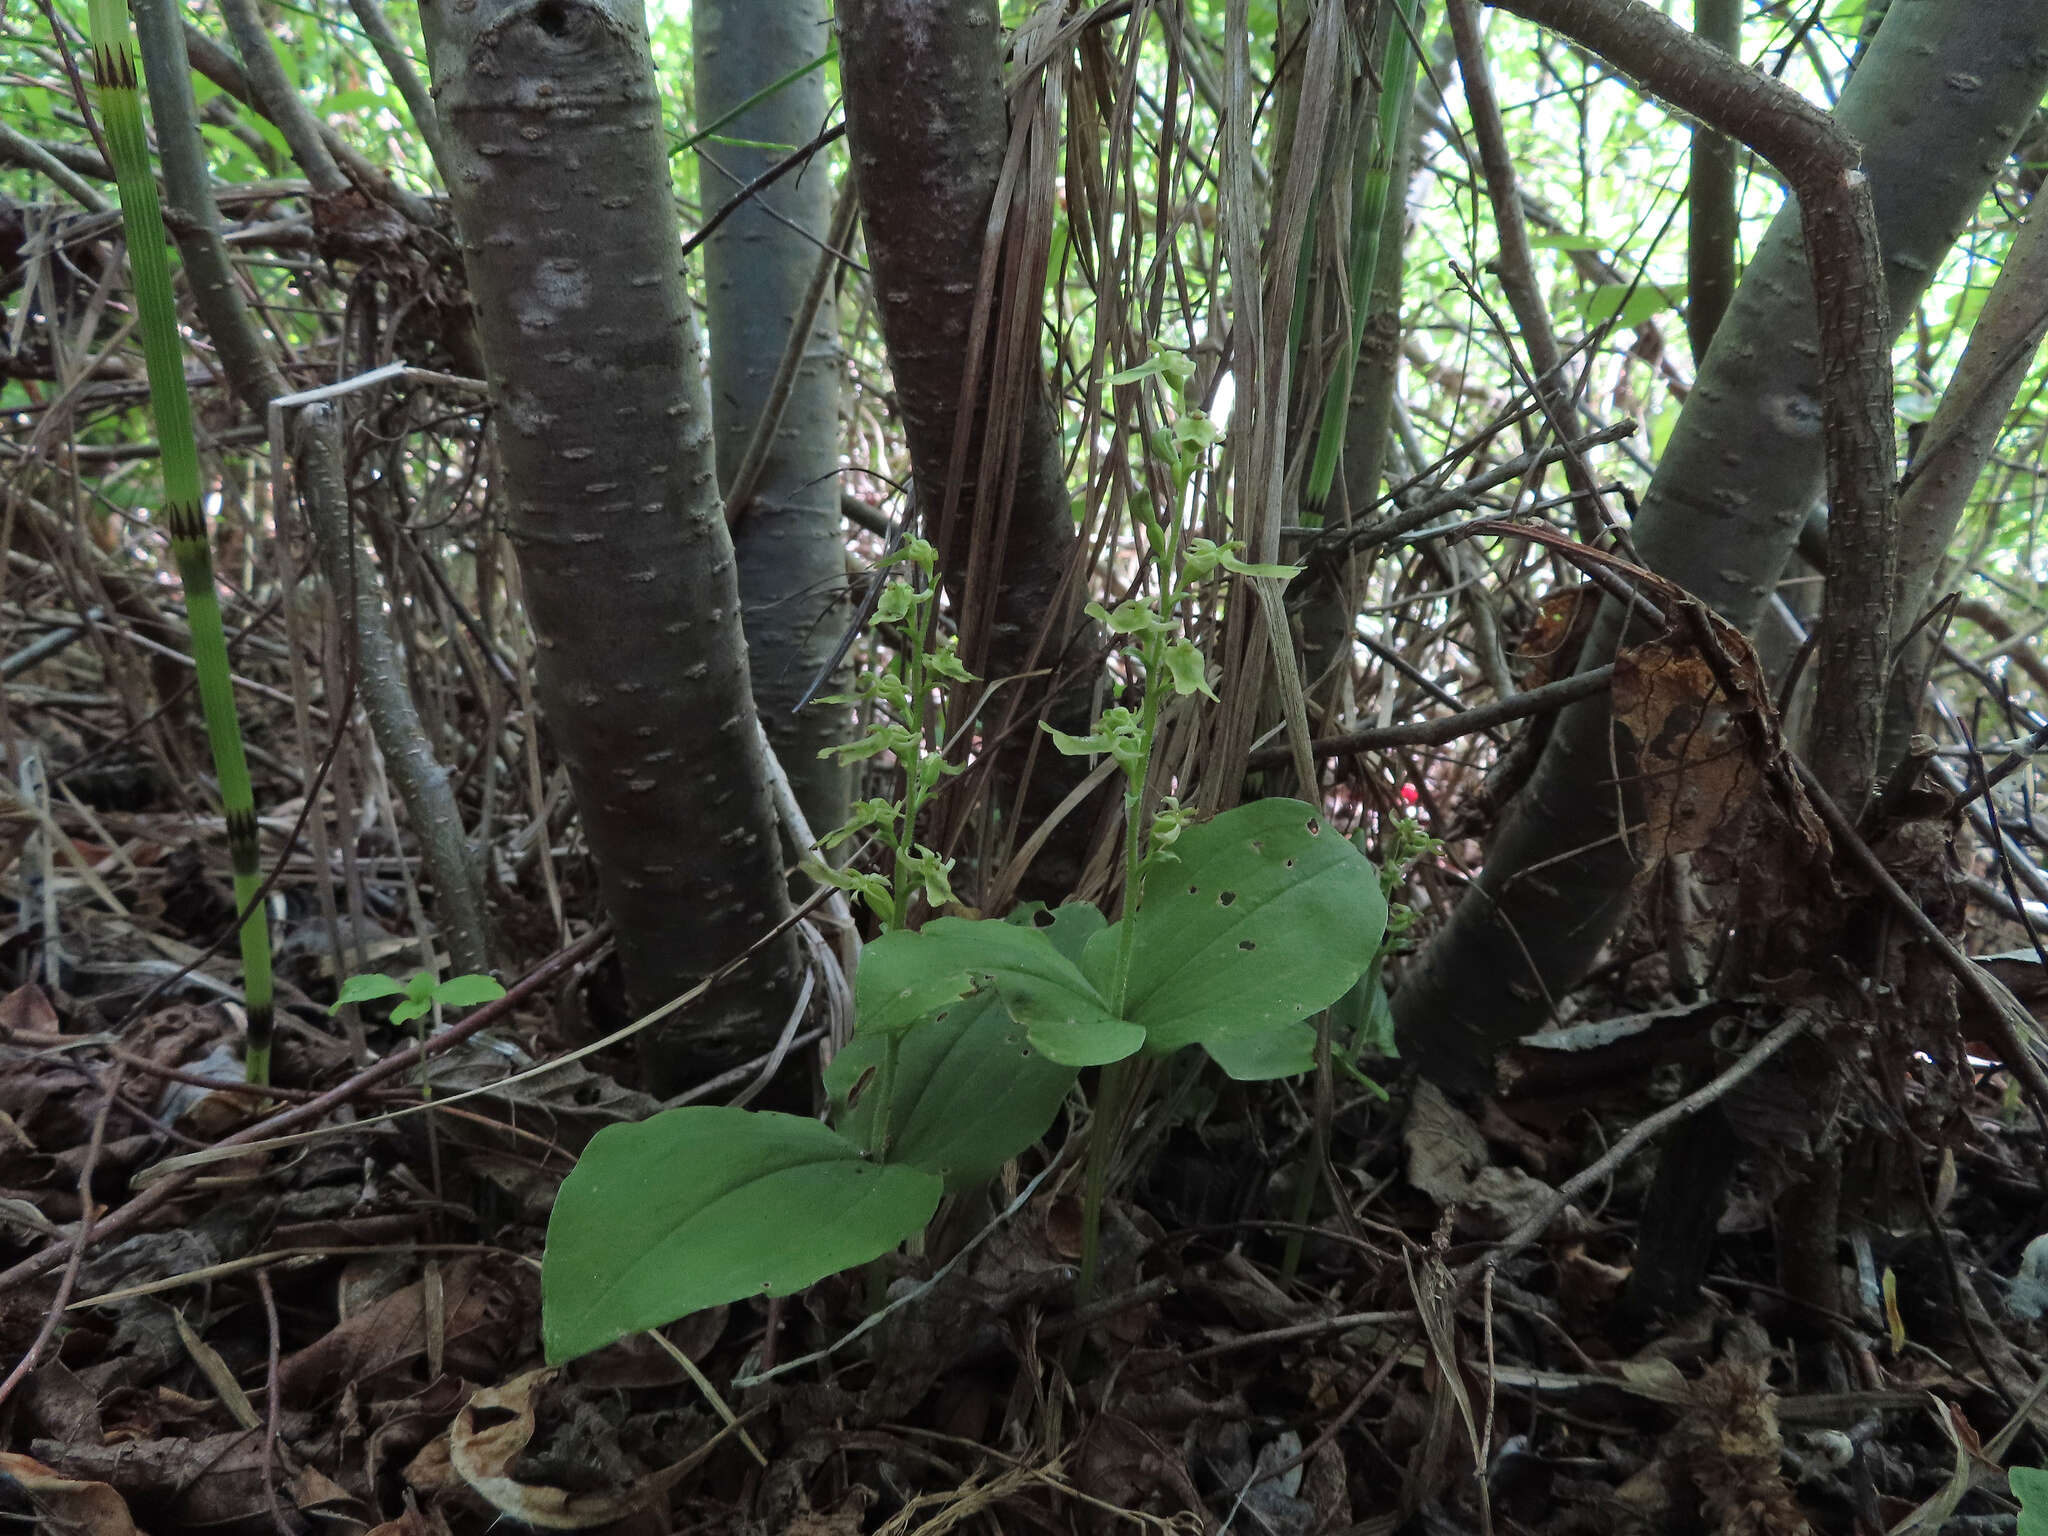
[827,990,1078,1191]
[541,1108,940,1364]
[1204,1020,1316,1081]
[1110,799,1386,1057]
[856,917,1141,1067]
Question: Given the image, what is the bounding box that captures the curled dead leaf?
[448,1368,739,1529]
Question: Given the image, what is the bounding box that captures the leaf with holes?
[855,916,1142,1066]
[541,1108,941,1363]
[1093,799,1386,1060]
[827,904,1098,1187]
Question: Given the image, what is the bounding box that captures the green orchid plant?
[538,347,1389,1364]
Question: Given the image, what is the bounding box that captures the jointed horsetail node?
[86,0,275,1083]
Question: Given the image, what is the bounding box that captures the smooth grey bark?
[1396,0,2048,1091]
[1882,196,2048,765]
[418,0,801,1087]
[297,404,491,979]
[694,0,848,844]
[1686,0,1740,359]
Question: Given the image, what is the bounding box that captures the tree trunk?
[837,0,1101,898]
[1396,0,2048,1091]
[1881,189,2048,766]
[836,0,1078,683]
[694,0,848,842]
[418,0,800,1089]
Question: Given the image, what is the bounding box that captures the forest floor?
[4,586,2048,1536]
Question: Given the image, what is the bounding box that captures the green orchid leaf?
[827,990,1078,1191]
[1214,550,1302,580]
[2014,1466,2048,1536]
[1006,900,1108,966]
[542,1107,941,1363]
[856,918,1141,1066]
[827,903,1100,1189]
[1114,799,1387,1058]
[1203,1020,1316,1080]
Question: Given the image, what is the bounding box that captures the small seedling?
[331,969,506,1026]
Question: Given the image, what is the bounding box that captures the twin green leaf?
[331,969,506,1027]
[541,799,1386,1364]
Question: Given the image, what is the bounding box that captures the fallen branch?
[1246,665,1615,768]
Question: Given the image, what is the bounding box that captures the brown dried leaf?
[0,1452,142,1536]
[364,1504,452,1536]
[28,1433,276,1530]
[1403,1081,1487,1207]
[1517,583,1597,688]
[448,1368,731,1530]
[278,1256,524,1407]
[1612,639,1758,866]
[0,984,60,1037]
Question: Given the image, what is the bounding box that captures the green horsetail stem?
[1303,0,1426,513]
[86,0,275,1082]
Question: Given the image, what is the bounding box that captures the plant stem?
[86,0,273,1082]
[1084,631,1169,1304]
[1107,673,1164,1013]
[868,1033,900,1161]
[1077,1055,1128,1303]
[888,572,941,927]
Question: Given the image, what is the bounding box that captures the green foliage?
[808,535,966,928]
[331,969,505,1026]
[540,343,1385,1363]
[825,903,1094,1191]
[1105,799,1386,1067]
[541,794,1385,1362]
[2013,1466,2048,1536]
[855,916,1140,1064]
[1575,280,1686,329]
[542,1108,943,1364]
